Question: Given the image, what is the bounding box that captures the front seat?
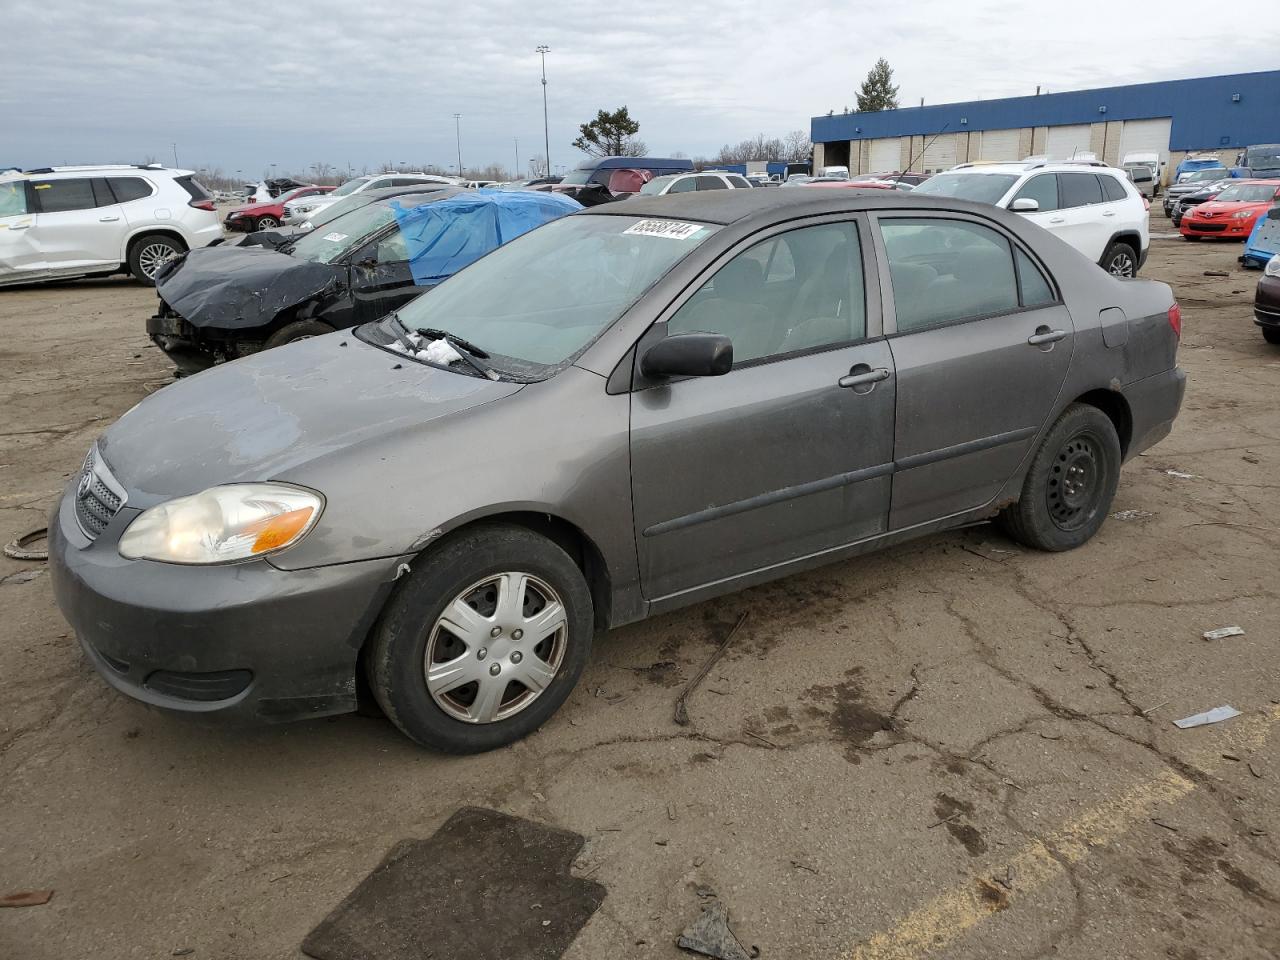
[674,257,774,362]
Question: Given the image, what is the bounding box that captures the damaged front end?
[148,245,348,374]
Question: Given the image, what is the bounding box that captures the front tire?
[1263,327,1280,346]
[1101,241,1138,277]
[255,216,280,230]
[998,403,1121,552]
[262,319,335,350]
[368,524,594,753]
[128,234,185,285]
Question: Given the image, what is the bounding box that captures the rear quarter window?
[1100,175,1128,203]
[107,177,155,203]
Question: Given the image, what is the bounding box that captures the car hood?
[1194,200,1264,216]
[156,244,344,330]
[99,334,522,499]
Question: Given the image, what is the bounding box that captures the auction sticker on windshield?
[322,232,348,242]
[622,220,707,240]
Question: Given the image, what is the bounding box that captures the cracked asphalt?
[2,219,1279,960]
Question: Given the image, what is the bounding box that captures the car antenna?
[896,123,950,186]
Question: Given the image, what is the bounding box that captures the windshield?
[1183,169,1225,183]
[1246,148,1280,168]
[306,193,375,227]
[288,201,398,263]
[912,173,1019,205]
[1215,184,1278,203]
[330,177,372,197]
[559,167,595,186]
[390,214,719,372]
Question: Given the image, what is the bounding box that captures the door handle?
[1102,210,1116,217]
[1027,326,1067,346]
[838,365,891,389]
[10,222,30,230]
[1048,217,1066,224]
[99,215,120,222]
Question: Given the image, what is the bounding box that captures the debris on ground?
[674,613,749,727]
[677,900,758,960]
[1164,469,1197,479]
[3,527,48,561]
[1203,270,1230,277]
[1202,626,1245,641]
[0,569,42,586]
[1173,706,1242,729]
[1111,509,1154,521]
[1,889,54,907]
[1242,453,1260,464]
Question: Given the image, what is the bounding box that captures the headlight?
[1232,210,1253,219]
[119,483,322,564]
[1266,256,1280,278]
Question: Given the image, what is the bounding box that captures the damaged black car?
[148,189,582,374]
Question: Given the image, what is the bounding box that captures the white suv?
[283,173,459,224]
[914,161,1150,276]
[637,171,754,195]
[0,165,222,286]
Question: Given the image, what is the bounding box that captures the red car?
[1180,179,1280,240]
[224,185,335,232]
[804,178,897,190]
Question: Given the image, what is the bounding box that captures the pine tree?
[856,59,900,113]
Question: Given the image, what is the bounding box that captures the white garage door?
[977,128,1021,161]
[1045,124,1093,160]
[869,138,902,173]
[920,133,957,173]
[1118,117,1172,167]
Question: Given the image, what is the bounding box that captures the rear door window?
[31,178,98,213]
[695,176,728,191]
[1058,172,1104,208]
[728,176,753,188]
[667,177,696,194]
[881,218,1019,332]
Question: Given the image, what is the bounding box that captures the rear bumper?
[49,487,403,723]
[1123,367,1186,460]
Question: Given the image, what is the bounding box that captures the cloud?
[5,0,1272,177]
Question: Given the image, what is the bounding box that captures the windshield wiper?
[415,326,500,381]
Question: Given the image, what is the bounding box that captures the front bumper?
[1255,276,1280,329]
[1180,219,1252,238]
[1123,366,1186,460]
[48,484,404,723]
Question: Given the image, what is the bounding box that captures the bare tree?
[783,130,812,163]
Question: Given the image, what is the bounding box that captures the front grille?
[1188,222,1227,233]
[74,446,127,541]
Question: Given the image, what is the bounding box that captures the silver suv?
[0,165,222,286]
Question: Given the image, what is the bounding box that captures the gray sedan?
[49,189,1185,752]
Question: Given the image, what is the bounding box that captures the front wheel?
[1263,327,1280,346]
[255,216,280,230]
[368,524,594,752]
[262,318,335,350]
[998,403,1121,552]
[1101,241,1138,277]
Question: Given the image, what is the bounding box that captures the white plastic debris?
[1164,470,1197,479]
[1173,706,1242,729]
[1202,626,1244,641]
[422,338,463,366]
[1111,509,1153,521]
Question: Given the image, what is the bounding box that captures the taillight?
[1142,197,1150,211]
[1167,302,1182,339]
[189,199,215,211]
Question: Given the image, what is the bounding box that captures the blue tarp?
[391,190,581,286]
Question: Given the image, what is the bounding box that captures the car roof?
[6,164,190,179]
[583,187,1002,226]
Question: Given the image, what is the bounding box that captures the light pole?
[171,142,179,167]
[453,113,463,179]
[514,138,519,179]
[536,45,550,177]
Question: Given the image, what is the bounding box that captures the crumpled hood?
[99,334,522,499]
[156,244,343,330]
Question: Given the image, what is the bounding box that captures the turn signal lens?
[1167,302,1182,340]
[248,507,314,553]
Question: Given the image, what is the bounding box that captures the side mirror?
[1010,198,1039,213]
[641,333,733,379]
[1268,207,1280,221]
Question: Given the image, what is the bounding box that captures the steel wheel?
[1106,248,1136,277]
[423,572,567,724]
[137,241,179,279]
[1046,433,1102,532]
[256,216,279,229]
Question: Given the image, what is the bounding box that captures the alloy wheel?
[1107,250,1136,278]
[138,242,178,280]
[257,216,279,229]
[423,572,567,724]
[1046,433,1102,531]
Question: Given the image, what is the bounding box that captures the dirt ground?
[2,215,1278,960]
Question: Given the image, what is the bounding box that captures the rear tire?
[262,319,335,350]
[255,216,280,230]
[127,234,185,285]
[368,524,594,752]
[998,403,1121,552]
[1101,241,1138,277]
[1263,328,1280,345]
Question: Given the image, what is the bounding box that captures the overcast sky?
[6,0,1275,180]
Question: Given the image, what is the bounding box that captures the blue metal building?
[810,70,1280,183]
